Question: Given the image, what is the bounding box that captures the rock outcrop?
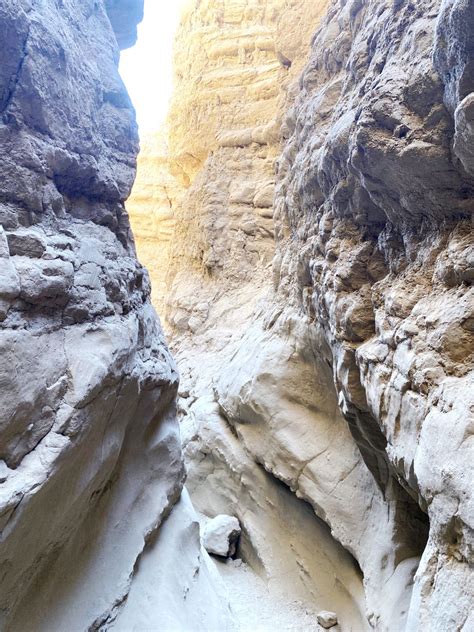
[0,1,232,630]
[130,0,473,630]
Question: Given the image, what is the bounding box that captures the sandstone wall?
[129,0,329,329]
[129,0,473,630]
[0,1,231,629]
[127,131,182,311]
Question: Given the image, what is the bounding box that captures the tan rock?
[317,610,338,629]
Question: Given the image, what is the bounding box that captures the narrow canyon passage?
[0,0,472,631]
[127,0,473,630]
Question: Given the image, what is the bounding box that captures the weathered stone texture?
[129,0,473,630]
[274,0,474,629]
[129,0,330,330]
[0,1,232,630]
[127,131,182,311]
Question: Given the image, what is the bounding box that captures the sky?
[119,1,188,133]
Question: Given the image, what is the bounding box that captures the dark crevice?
[0,20,31,116]
[253,457,365,582]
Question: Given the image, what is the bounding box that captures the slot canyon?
[0,0,473,630]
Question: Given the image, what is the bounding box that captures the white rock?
[202,515,241,557]
[317,611,338,629]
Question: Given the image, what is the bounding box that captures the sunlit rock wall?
[127,131,182,313]
[129,0,329,323]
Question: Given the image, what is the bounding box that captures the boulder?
[202,515,241,558]
[317,611,338,629]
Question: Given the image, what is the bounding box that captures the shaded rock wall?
[0,1,232,630]
[273,1,474,629]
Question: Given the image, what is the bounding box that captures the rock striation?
[130,0,474,630]
[0,1,232,630]
[127,131,182,313]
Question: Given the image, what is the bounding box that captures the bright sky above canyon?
[120,0,187,132]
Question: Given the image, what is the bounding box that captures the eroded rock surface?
[127,131,183,311]
[130,0,473,630]
[0,1,231,630]
[274,1,474,629]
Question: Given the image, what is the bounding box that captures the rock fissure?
[0,18,31,117]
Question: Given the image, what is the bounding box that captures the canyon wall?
[273,2,474,629]
[127,131,182,310]
[130,0,474,630]
[0,1,231,630]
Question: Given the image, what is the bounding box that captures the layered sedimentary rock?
[128,0,330,333]
[130,0,473,630]
[127,131,182,311]
[0,1,231,630]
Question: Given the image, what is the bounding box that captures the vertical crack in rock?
[0,17,31,116]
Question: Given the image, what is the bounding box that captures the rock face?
[0,1,232,630]
[128,0,330,335]
[129,0,474,631]
[274,2,474,629]
[127,131,182,312]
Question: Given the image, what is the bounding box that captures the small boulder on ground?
[201,514,241,558]
[317,611,338,629]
